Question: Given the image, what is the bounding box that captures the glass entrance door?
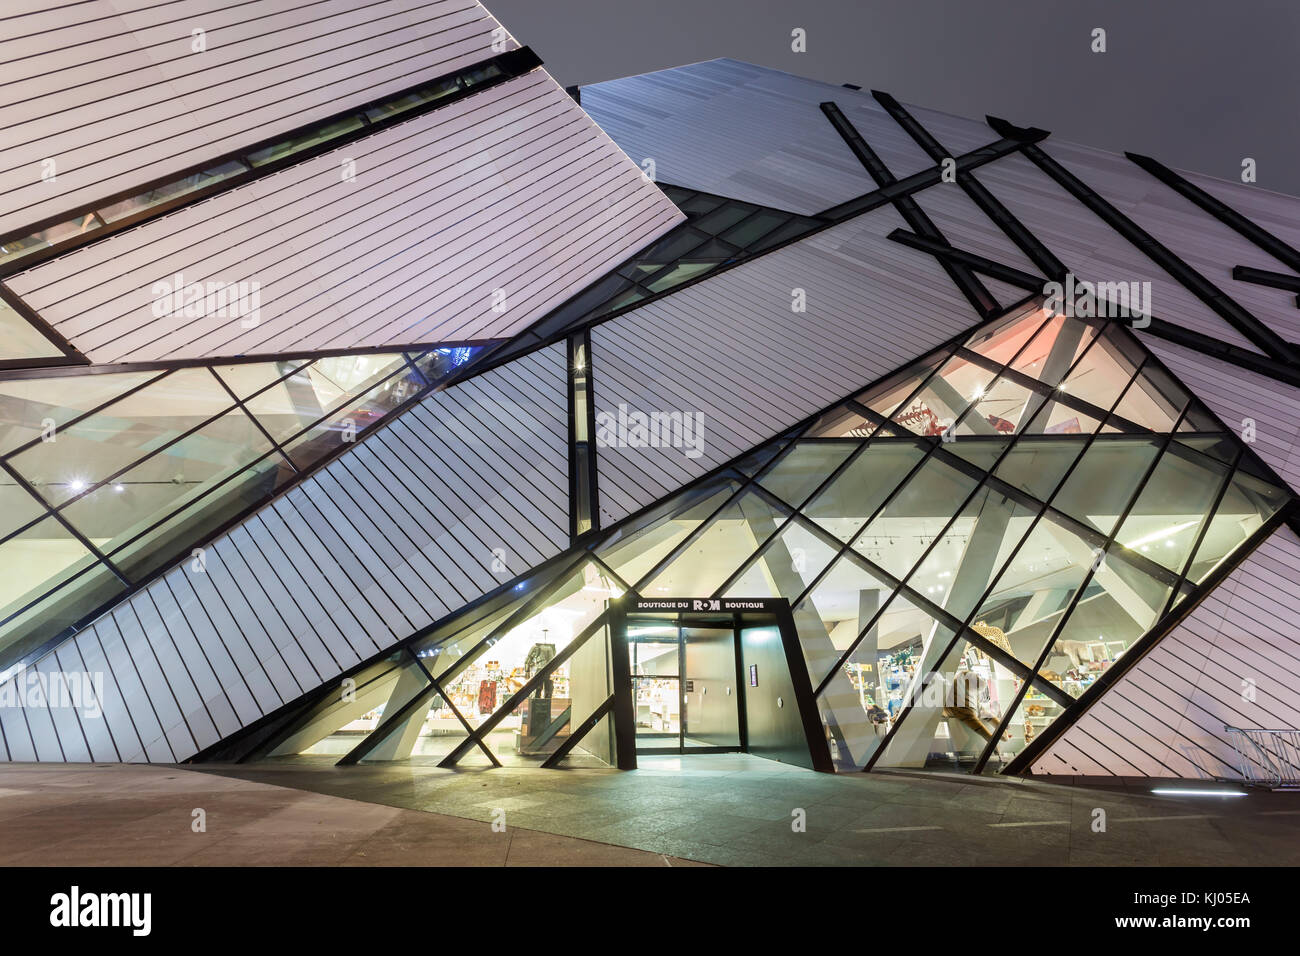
[682,622,741,749]
[626,614,742,754]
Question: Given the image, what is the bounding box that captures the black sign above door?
[626,597,789,613]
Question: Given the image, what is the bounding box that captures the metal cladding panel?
[591,207,985,525]
[1044,141,1300,346]
[581,58,941,215]
[6,71,682,363]
[1031,527,1300,780]
[0,0,518,236]
[0,344,570,762]
[974,151,1260,352]
[1140,337,1300,492]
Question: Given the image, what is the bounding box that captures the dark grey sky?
[488,0,1300,198]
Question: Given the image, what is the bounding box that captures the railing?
[1224,726,1300,788]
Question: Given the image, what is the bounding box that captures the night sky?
[488,0,1300,198]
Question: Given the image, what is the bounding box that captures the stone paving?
[0,763,702,866]
[191,753,1300,867]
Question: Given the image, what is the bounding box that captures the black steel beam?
[1128,151,1300,276]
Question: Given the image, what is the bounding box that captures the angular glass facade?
[0,345,485,671]
[228,303,1293,776]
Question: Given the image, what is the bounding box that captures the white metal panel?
[0,0,518,235]
[92,614,174,762]
[6,71,681,364]
[974,151,1261,352]
[582,58,942,215]
[0,343,570,762]
[54,643,118,762]
[1044,140,1300,346]
[591,206,986,525]
[32,653,84,761]
[127,587,221,753]
[1032,526,1300,779]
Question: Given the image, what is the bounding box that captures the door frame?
[623,612,748,756]
[609,597,833,772]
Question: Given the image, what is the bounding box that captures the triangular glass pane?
[1177,399,1223,433]
[1176,434,1237,467]
[552,619,615,766]
[1023,396,1104,436]
[1008,313,1101,385]
[804,441,927,543]
[992,681,1064,770]
[852,456,980,580]
[643,489,789,597]
[816,609,958,771]
[254,652,412,760]
[1056,324,1144,413]
[1183,466,1291,584]
[793,550,899,686]
[946,436,1013,473]
[907,482,1041,622]
[962,302,1047,365]
[433,563,621,752]
[1109,361,1188,431]
[644,260,721,293]
[1051,436,1163,534]
[359,689,473,765]
[678,193,722,216]
[212,360,308,400]
[961,375,1039,435]
[875,631,1013,770]
[0,370,164,456]
[554,712,618,768]
[1037,541,1180,683]
[732,440,788,476]
[2,296,66,362]
[686,237,741,258]
[724,516,838,602]
[1114,441,1232,573]
[802,402,879,438]
[720,209,788,247]
[993,438,1087,503]
[857,353,946,420]
[694,202,759,234]
[638,227,710,263]
[618,262,664,280]
[757,440,858,509]
[892,354,999,437]
[966,508,1112,668]
[750,218,817,252]
[12,366,233,506]
[596,476,743,588]
[597,286,650,315]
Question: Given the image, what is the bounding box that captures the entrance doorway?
[610,598,834,772]
[626,613,743,754]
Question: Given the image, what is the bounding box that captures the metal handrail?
[1224,726,1300,789]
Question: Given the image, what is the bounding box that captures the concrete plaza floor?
[193,753,1300,867]
[0,762,701,866]
[3,754,1298,866]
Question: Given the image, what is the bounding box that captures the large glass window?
[2,297,65,361]
[0,344,483,670]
